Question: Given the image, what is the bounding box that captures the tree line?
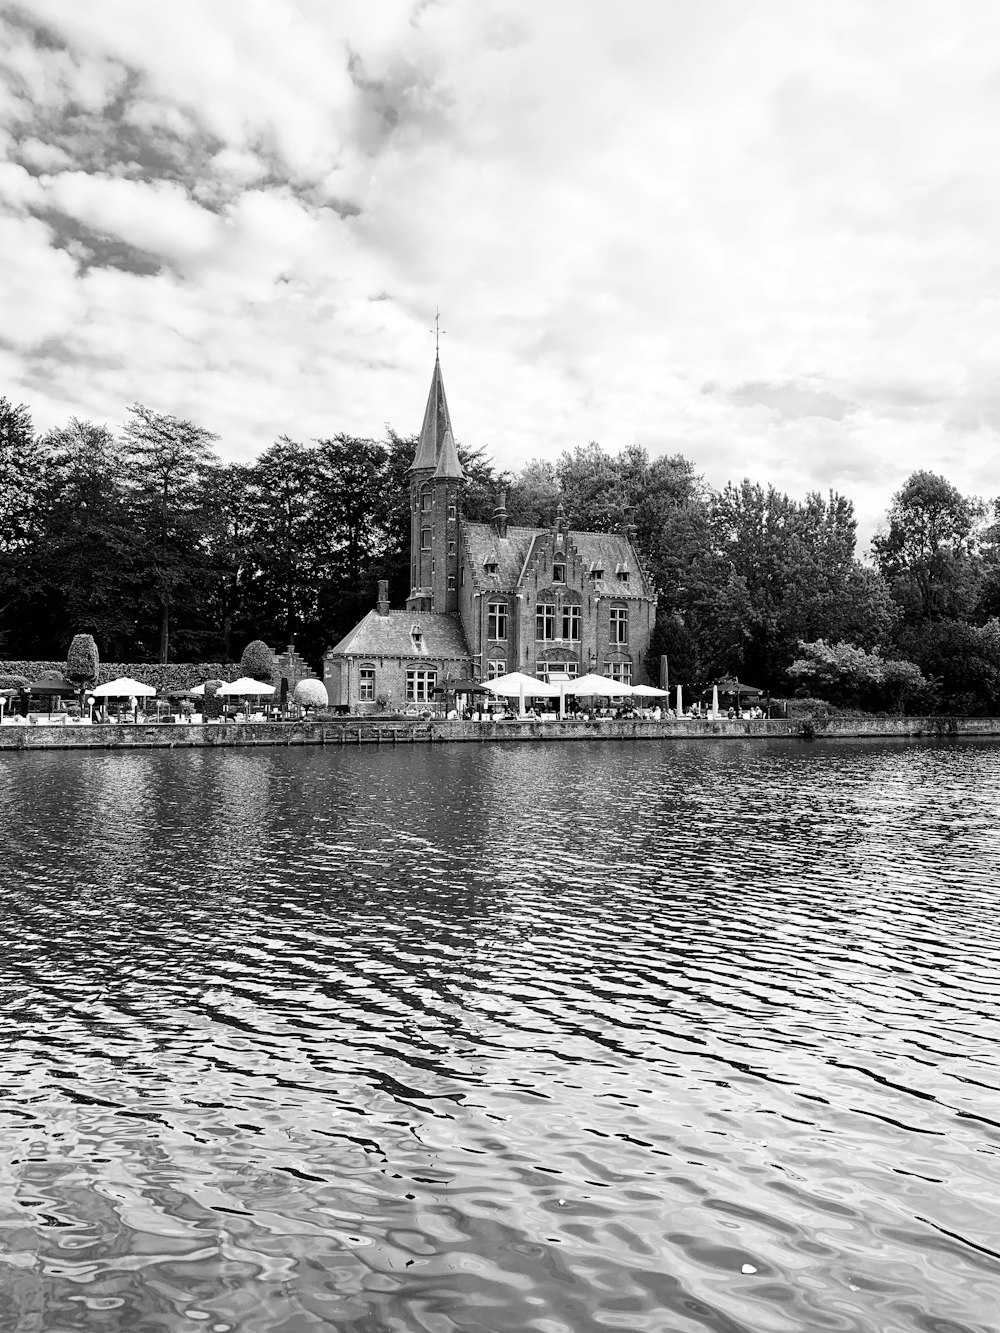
[2,394,999,712]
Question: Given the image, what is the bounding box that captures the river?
[1,738,999,1332]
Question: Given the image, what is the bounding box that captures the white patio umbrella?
[92,677,156,721]
[629,683,669,718]
[93,677,157,697]
[218,677,276,714]
[482,671,558,718]
[676,684,683,717]
[218,676,276,696]
[566,672,634,697]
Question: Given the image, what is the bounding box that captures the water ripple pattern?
[1,738,999,1332]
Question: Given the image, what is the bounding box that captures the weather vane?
[431,307,445,356]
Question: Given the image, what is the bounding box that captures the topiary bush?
[66,634,100,691]
[240,640,275,682]
[294,679,328,710]
[0,674,30,691]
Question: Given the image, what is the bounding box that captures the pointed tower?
[407,354,464,613]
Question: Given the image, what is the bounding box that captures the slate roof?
[329,610,471,660]
[461,522,654,599]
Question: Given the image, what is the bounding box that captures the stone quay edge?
[2,715,1000,750]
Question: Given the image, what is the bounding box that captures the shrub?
[0,662,242,692]
[66,634,99,690]
[240,640,275,682]
[294,679,328,709]
[0,674,30,691]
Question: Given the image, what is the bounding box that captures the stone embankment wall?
[2,715,1000,750]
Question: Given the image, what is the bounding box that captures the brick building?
[323,355,657,711]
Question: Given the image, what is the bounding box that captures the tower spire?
[409,347,463,478]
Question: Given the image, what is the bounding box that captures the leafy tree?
[0,397,46,654]
[243,437,326,653]
[701,481,872,687]
[505,459,559,528]
[0,396,40,551]
[873,471,985,622]
[193,461,258,661]
[26,420,141,656]
[122,403,220,662]
[894,617,1000,714]
[240,638,275,682]
[786,639,930,712]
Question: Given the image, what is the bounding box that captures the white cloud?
[41,171,221,265]
[1,0,999,548]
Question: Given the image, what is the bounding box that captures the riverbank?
[2,713,1000,749]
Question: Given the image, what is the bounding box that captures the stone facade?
[324,355,657,712]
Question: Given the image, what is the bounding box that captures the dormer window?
[411,625,423,651]
[483,554,499,575]
[553,562,566,584]
[589,563,604,581]
[615,562,630,583]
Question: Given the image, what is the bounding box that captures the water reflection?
[1,738,999,1331]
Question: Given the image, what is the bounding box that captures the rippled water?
[1,738,1000,1332]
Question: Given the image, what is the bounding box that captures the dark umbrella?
[718,678,764,696]
[27,675,77,718]
[433,678,489,695]
[28,675,77,695]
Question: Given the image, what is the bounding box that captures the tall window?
[553,562,566,583]
[421,490,432,512]
[420,527,431,550]
[488,601,507,640]
[359,666,376,701]
[607,662,632,686]
[448,502,456,521]
[561,604,581,641]
[406,668,437,703]
[535,603,556,640]
[487,659,506,679]
[610,605,628,644]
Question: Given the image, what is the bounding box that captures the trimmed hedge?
[0,662,243,691]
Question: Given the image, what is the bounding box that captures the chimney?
[493,489,508,539]
[377,579,390,616]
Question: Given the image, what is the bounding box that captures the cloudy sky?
[1,1,998,547]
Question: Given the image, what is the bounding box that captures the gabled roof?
[410,356,463,477]
[461,521,654,598]
[329,610,471,660]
